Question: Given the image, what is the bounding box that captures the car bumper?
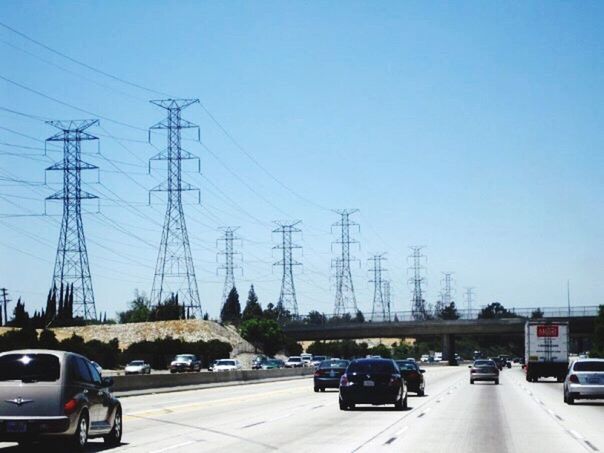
[471,373,498,381]
[568,384,604,399]
[0,416,71,440]
[314,377,341,388]
[340,385,401,404]
[406,380,424,392]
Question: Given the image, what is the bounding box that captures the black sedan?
[339,358,407,410]
[314,359,349,392]
[395,360,426,396]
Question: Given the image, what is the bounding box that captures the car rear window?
[0,353,60,382]
[320,360,349,369]
[396,361,418,371]
[217,360,235,366]
[348,360,395,373]
[474,360,495,367]
[574,361,604,372]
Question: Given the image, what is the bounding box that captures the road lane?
[0,364,602,452]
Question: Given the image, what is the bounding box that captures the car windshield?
[288,357,302,362]
[0,353,60,382]
[348,360,395,374]
[267,360,281,365]
[175,355,194,361]
[320,360,349,369]
[474,360,495,367]
[396,361,418,371]
[217,360,235,366]
[574,361,604,372]
[314,356,326,361]
[129,361,145,366]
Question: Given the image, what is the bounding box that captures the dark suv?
[169,354,202,373]
[0,349,122,450]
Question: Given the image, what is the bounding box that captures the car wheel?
[170,369,176,374]
[104,407,123,447]
[567,393,575,405]
[339,399,349,411]
[495,379,499,385]
[320,388,326,392]
[314,387,319,393]
[417,389,425,397]
[70,412,89,451]
[470,379,474,384]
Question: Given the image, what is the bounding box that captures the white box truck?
[525,321,569,382]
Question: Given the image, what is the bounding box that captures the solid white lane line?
[395,426,409,436]
[569,430,584,440]
[149,441,196,453]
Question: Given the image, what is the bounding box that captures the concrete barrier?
[111,368,314,393]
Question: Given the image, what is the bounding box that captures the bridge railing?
[282,305,600,327]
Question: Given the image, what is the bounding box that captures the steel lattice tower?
[217,227,241,302]
[464,287,475,319]
[442,272,454,305]
[149,99,202,318]
[382,280,392,321]
[369,254,388,321]
[332,209,359,316]
[408,246,428,320]
[45,120,99,320]
[273,221,302,316]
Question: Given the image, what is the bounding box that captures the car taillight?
[314,371,321,377]
[340,374,351,387]
[64,399,77,415]
[471,368,477,373]
[569,374,579,384]
[389,375,399,386]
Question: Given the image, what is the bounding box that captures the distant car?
[91,361,103,376]
[420,354,430,363]
[169,354,201,373]
[124,360,151,375]
[469,359,499,384]
[261,359,285,370]
[212,359,242,372]
[396,359,426,396]
[251,355,269,370]
[339,358,407,411]
[285,356,304,368]
[406,357,417,363]
[301,353,313,366]
[490,357,504,371]
[564,359,604,404]
[314,359,349,392]
[311,355,328,368]
[0,349,122,450]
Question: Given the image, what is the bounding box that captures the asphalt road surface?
[1,365,602,452]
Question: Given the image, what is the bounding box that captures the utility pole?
[0,288,10,326]
[464,287,475,319]
[408,246,427,320]
[46,120,99,320]
[149,99,203,318]
[217,227,241,303]
[368,254,387,321]
[273,221,302,317]
[332,209,359,316]
[567,280,571,318]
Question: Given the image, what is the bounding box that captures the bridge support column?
[442,334,456,363]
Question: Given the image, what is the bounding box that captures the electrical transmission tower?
[217,227,241,302]
[408,246,428,320]
[332,209,360,316]
[0,288,10,326]
[369,254,388,321]
[149,99,202,318]
[273,221,302,317]
[46,120,99,320]
[382,280,392,321]
[464,287,475,319]
[442,272,454,305]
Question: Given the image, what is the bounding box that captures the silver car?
[124,360,152,375]
[0,349,122,450]
[564,359,604,404]
[469,359,500,384]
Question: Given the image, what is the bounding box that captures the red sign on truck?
[537,325,559,337]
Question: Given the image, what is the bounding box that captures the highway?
[1,365,602,452]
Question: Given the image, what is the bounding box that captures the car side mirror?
[101,377,113,388]
[468,365,472,368]
[420,369,425,373]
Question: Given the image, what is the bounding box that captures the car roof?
[574,358,604,363]
[351,358,393,364]
[0,349,85,361]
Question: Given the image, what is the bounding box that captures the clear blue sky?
[1,1,602,319]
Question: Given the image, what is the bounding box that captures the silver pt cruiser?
[0,349,122,450]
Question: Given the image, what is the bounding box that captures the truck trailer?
[525,321,569,382]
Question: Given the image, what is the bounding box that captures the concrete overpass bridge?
[283,306,600,360]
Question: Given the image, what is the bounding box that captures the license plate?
[586,377,601,384]
[6,421,27,433]
[330,371,336,377]
[363,380,375,387]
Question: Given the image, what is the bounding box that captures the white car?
[285,356,304,368]
[564,359,604,404]
[212,359,242,372]
[124,360,151,375]
[420,355,430,363]
[311,355,327,368]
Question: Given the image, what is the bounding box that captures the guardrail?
[111,367,314,393]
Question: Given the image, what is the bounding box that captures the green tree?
[118,292,151,323]
[242,285,263,321]
[478,302,518,319]
[437,302,460,320]
[149,294,182,321]
[221,287,241,325]
[306,311,326,325]
[531,308,544,319]
[591,305,604,358]
[354,310,365,323]
[239,318,284,356]
[38,329,60,349]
